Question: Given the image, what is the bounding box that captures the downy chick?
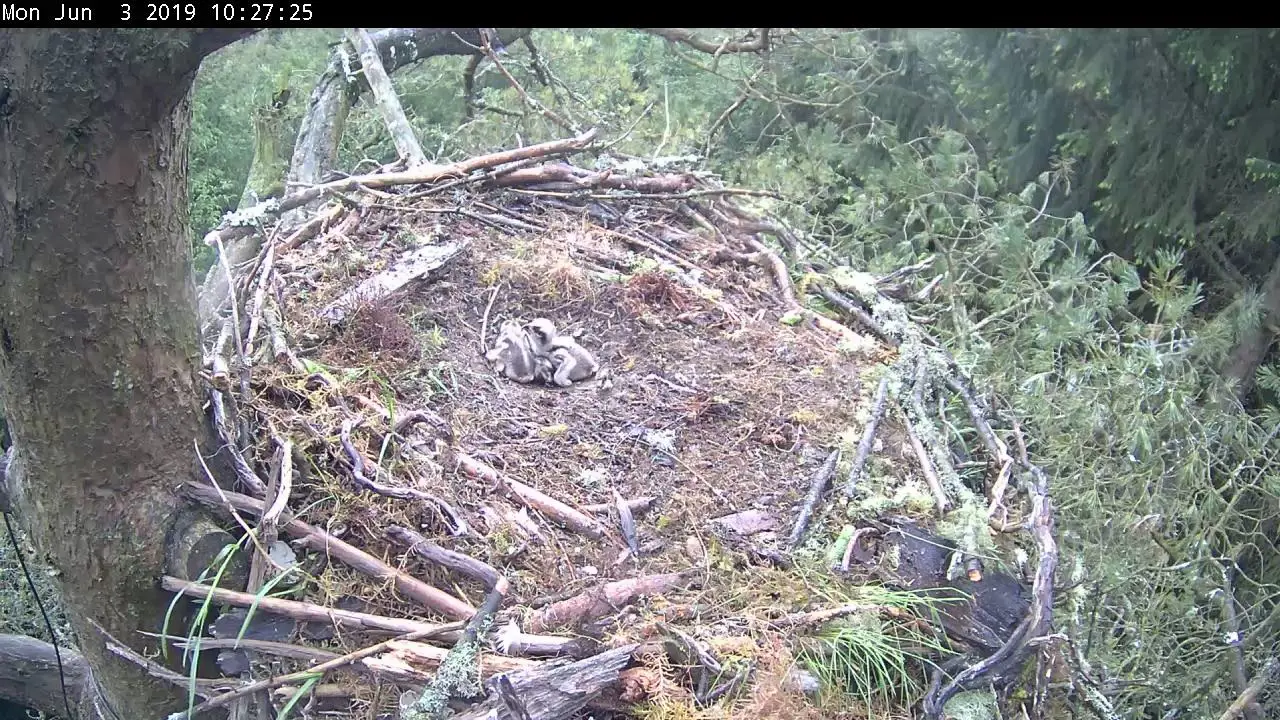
[524,317,600,387]
[486,320,541,383]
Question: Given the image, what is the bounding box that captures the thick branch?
[639,28,771,54]
[0,634,89,719]
[344,28,428,167]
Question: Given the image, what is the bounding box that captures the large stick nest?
[186,132,1058,720]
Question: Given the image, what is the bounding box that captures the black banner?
[0,0,327,26]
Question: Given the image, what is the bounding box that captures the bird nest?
[179,134,1056,720]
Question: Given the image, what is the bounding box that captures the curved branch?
[640,28,771,54]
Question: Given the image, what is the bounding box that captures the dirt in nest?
[268,206,881,628]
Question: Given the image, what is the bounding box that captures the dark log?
[0,634,89,719]
[164,508,249,589]
[452,644,638,720]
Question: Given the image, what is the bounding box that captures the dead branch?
[492,164,696,193]
[166,636,339,664]
[903,405,951,514]
[455,451,608,540]
[338,419,468,511]
[319,241,466,323]
[182,482,476,620]
[787,448,842,548]
[479,30,579,134]
[640,28,771,55]
[208,389,267,496]
[528,571,699,633]
[165,623,459,720]
[843,376,892,495]
[345,28,429,168]
[365,638,538,683]
[1219,657,1277,720]
[388,524,502,588]
[160,575,456,637]
[451,644,638,720]
[817,283,896,346]
[204,129,598,250]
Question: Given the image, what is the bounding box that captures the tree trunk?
[1222,248,1280,402]
[0,29,252,719]
[236,100,289,209]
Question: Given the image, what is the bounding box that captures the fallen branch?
[165,623,459,720]
[338,419,466,511]
[388,525,502,588]
[903,408,951,515]
[183,482,475,620]
[1219,657,1277,720]
[528,571,699,633]
[492,164,695,194]
[203,129,599,249]
[365,638,538,683]
[843,376,892,495]
[451,644,638,720]
[319,242,466,323]
[455,452,607,540]
[345,28,429,168]
[787,448,841,548]
[160,575,457,637]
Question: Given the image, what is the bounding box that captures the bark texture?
[0,634,90,718]
[0,29,252,719]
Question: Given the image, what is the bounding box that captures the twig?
[787,448,841,549]
[903,407,951,515]
[843,376,892,495]
[480,285,500,357]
